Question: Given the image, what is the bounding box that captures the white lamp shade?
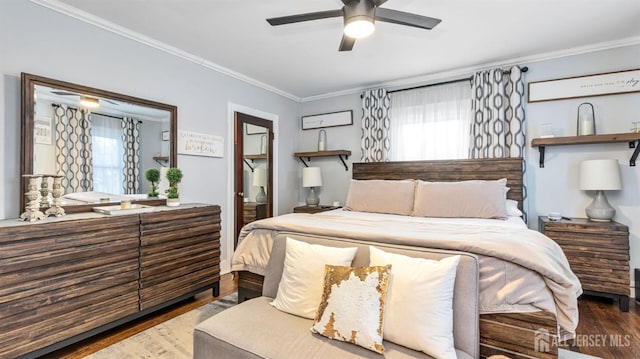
[253,167,267,187]
[302,167,322,188]
[579,159,622,190]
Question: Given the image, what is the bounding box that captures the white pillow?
[369,246,460,359]
[506,199,523,217]
[271,237,358,319]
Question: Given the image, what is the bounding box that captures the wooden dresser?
[243,202,266,225]
[538,216,630,311]
[0,204,220,359]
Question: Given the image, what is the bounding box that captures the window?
[91,115,124,194]
[389,81,472,161]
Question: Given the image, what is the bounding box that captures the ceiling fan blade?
[341,0,357,4]
[267,9,343,26]
[371,0,388,5]
[375,8,441,30]
[339,34,356,52]
[103,99,119,105]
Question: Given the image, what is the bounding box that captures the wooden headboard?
[352,158,524,210]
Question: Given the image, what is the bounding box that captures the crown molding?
[28,0,640,104]
[30,0,301,102]
[300,35,640,102]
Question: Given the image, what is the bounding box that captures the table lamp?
[253,167,267,204]
[579,159,621,221]
[302,167,322,207]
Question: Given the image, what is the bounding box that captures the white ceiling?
[42,0,640,100]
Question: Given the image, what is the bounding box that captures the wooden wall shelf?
[294,150,352,171]
[243,154,268,172]
[152,155,169,166]
[531,132,640,168]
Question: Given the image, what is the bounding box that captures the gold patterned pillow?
[310,264,391,354]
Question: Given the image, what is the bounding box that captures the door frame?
[225,102,278,273]
[234,112,273,245]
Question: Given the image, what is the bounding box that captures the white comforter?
[232,209,582,338]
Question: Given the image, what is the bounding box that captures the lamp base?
[306,187,319,207]
[255,187,267,204]
[585,190,615,222]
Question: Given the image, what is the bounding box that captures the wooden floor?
[568,294,640,358]
[43,277,638,359]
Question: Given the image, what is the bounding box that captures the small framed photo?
[162,131,170,141]
[301,110,353,130]
[35,116,52,145]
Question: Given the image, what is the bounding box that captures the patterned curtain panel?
[469,65,525,158]
[361,89,391,162]
[121,117,141,194]
[469,66,527,220]
[54,104,93,193]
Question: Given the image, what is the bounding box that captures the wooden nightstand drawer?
[538,216,630,311]
[243,202,266,225]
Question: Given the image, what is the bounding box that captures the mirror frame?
[21,72,178,214]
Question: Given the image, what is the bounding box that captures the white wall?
[299,44,640,294]
[0,0,300,272]
[298,95,361,207]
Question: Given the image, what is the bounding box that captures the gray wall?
[0,0,300,271]
[299,44,640,294]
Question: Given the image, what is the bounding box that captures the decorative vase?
[577,102,595,136]
[318,130,327,151]
[166,198,180,207]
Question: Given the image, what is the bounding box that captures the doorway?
[234,112,274,248]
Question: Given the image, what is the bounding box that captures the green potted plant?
[144,168,161,199]
[165,167,183,207]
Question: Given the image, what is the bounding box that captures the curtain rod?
[386,66,529,94]
[51,104,142,123]
[91,112,143,124]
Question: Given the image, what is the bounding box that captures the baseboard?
[220,259,230,275]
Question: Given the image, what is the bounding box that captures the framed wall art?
[301,110,353,130]
[34,116,52,145]
[528,68,640,103]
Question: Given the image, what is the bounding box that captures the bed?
[232,158,581,359]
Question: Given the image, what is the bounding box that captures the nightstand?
[293,205,341,214]
[243,202,266,225]
[538,216,630,311]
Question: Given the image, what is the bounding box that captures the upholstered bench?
[195,236,480,359]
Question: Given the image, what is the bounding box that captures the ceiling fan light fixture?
[344,16,375,38]
[80,96,100,108]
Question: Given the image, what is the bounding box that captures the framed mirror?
[21,73,177,214]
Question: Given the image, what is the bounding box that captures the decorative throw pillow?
[412,178,508,219]
[311,264,392,354]
[506,199,523,217]
[344,179,416,215]
[369,246,460,359]
[270,237,358,319]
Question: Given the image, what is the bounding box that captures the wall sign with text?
[177,130,224,158]
[528,69,640,103]
[301,110,353,130]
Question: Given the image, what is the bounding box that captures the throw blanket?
[232,212,582,337]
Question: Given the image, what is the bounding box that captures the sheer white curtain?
[389,81,472,161]
[91,114,125,194]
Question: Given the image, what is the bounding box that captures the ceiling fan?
[266,0,441,52]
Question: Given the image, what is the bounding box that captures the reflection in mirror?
[21,73,177,213]
[243,123,269,206]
